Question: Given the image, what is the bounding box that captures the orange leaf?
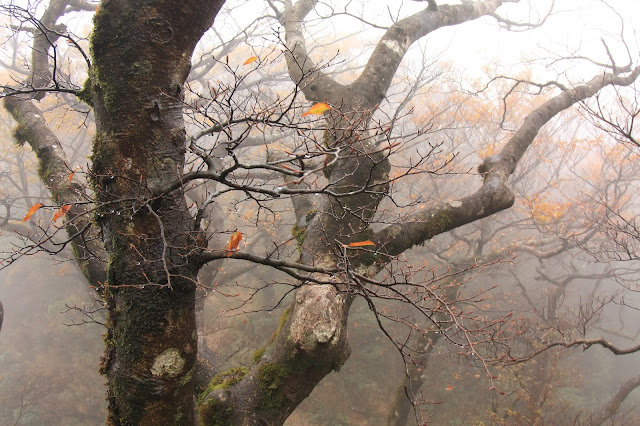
[345,240,375,247]
[226,230,242,255]
[302,102,332,117]
[22,203,43,222]
[243,56,258,65]
[445,385,453,391]
[68,171,75,181]
[52,205,71,222]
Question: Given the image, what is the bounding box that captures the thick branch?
[351,0,503,108]
[589,373,640,425]
[4,95,107,288]
[374,67,640,258]
[283,0,348,101]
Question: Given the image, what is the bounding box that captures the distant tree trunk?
[589,373,640,425]
[387,332,439,426]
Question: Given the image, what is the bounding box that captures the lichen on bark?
[151,348,186,378]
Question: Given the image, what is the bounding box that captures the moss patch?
[252,307,291,364]
[252,347,267,364]
[198,397,233,426]
[291,224,306,247]
[132,59,153,76]
[76,76,94,107]
[177,366,194,388]
[276,306,291,336]
[198,367,248,404]
[11,122,32,146]
[304,210,317,222]
[257,362,291,412]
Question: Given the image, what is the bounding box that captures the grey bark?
[4,96,107,288]
[589,373,640,425]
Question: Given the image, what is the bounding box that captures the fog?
[1,0,640,424]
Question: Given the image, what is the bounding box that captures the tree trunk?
[88,1,224,423]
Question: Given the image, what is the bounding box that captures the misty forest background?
[1,0,640,424]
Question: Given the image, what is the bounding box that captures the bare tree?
[1,0,639,424]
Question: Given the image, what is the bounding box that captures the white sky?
[3,0,638,91]
[432,0,640,81]
[226,0,640,84]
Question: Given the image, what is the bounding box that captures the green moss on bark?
[252,307,291,364]
[276,306,291,335]
[292,210,317,251]
[11,122,32,146]
[257,362,291,412]
[199,398,233,426]
[252,347,267,364]
[198,367,248,404]
[90,9,141,114]
[291,224,306,247]
[76,76,94,107]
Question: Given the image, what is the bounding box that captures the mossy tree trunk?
[197,2,640,425]
[87,1,224,423]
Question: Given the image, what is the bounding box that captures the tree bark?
[589,373,640,425]
[4,96,107,287]
[87,1,225,423]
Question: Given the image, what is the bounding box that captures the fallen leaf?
[243,56,258,65]
[52,205,71,222]
[23,203,43,222]
[445,385,453,391]
[302,102,332,117]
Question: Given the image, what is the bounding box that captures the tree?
[384,88,640,424]
[1,0,639,424]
